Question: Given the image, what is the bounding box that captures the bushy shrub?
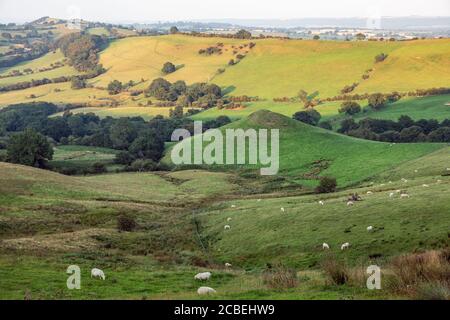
[117,214,137,232]
[339,101,361,115]
[368,93,386,110]
[162,62,176,74]
[293,109,321,126]
[316,176,337,193]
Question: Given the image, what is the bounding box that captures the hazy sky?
[0,0,449,23]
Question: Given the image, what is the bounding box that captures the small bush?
[316,176,337,193]
[162,62,176,74]
[321,255,350,285]
[262,263,298,290]
[117,214,137,232]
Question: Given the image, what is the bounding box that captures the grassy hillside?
[166,110,444,186]
[194,95,450,124]
[199,155,450,269]
[1,35,448,121]
[94,35,248,88]
[1,151,448,299]
[49,145,120,172]
[0,50,80,86]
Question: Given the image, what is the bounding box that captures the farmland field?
[0,13,449,302]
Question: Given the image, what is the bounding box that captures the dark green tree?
[107,80,123,95]
[368,93,386,110]
[6,128,53,168]
[162,62,176,74]
[293,109,321,126]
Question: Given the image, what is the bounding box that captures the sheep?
[347,201,354,206]
[366,191,373,195]
[280,207,285,213]
[227,217,232,222]
[91,268,105,280]
[224,225,231,230]
[322,243,330,250]
[380,183,385,187]
[197,286,216,295]
[401,178,408,183]
[257,199,262,202]
[225,263,232,268]
[231,205,236,208]
[341,243,350,250]
[367,226,374,232]
[414,170,418,173]
[422,184,429,188]
[437,179,442,183]
[319,201,324,206]
[389,192,395,198]
[396,189,402,193]
[194,272,212,281]
[400,193,410,199]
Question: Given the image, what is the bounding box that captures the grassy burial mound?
[165,110,444,186]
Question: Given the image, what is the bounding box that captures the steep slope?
[165,110,444,186]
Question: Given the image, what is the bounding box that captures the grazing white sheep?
[437,179,442,183]
[231,205,236,208]
[367,226,374,232]
[401,178,408,183]
[341,243,350,250]
[319,201,324,206]
[396,189,402,193]
[91,268,105,280]
[422,184,429,188]
[227,217,232,222]
[194,272,212,281]
[347,201,354,206]
[400,193,410,199]
[322,243,330,250]
[197,286,216,295]
[414,170,418,173]
[257,199,262,202]
[389,181,393,184]
[389,192,395,198]
[447,168,450,171]
[224,225,231,230]
[225,263,232,268]
[380,184,385,187]
[280,207,285,213]
[366,191,373,195]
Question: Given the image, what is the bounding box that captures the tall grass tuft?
[262,263,298,290]
[321,255,350,285]
[387,249,450,299]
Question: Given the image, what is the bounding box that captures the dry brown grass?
[321,255,350,286]
[262,263,298,290]
[387,249,450,299]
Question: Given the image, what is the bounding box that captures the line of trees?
[338,116,450,143]
[0,102,231,171]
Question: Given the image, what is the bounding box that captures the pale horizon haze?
[0,0,449,23]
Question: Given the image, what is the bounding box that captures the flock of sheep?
[88,170,446,296]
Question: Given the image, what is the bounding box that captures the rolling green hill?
[192,94,450,123]
[1,35,449,120]
[165,110,444,186]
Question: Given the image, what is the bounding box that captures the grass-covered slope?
[166,110,444,186]
[200,161,450,269]
[194,94,450,123]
